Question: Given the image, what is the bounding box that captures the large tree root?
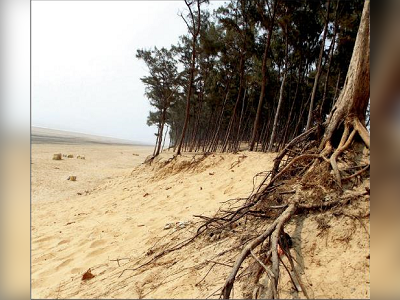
[353,117,370,149]
[329,122,357,188]
[216,117,369,298]
[325,117,370,188]
[220,204,297,299]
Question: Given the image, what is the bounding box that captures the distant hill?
[31,127,149,146]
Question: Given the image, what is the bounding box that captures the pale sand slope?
[32,148,370,298]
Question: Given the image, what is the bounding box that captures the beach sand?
[31,129,370,299]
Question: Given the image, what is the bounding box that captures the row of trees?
[137,0,365,157]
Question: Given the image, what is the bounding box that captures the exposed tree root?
[211,119,368,298]
[330,124,357,188]
[220,204,297,299]
[353,117,370,149]
[120,113,370,299]
[342,164,370,181]
[281,247,310,299]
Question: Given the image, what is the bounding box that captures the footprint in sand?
[31,278,47,289]
[32,253,55,264]
[70,267,84,275]
[56,258,73,271]
[223,185,233,194]
[89,240,106,248]
[35,235,55,244]
[37,267,57,278]
[57,239,70,246]
[86,247,108,258]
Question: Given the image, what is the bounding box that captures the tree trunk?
[331,69,341,109]
[267,71,287,152]
[176,39,196,155]
[249,0,278,151]
[161,125,169,153]
[268,22,288,152]
[319,0,339,119]
[233,88,247,152]
[306,0,331,130]
[176,0,201,155]
[321,0,370,149]
[222,56,245,152]
[153,123,161,156]
[155,108,167,156]
[208,81,230,152]
[280,63,304,150]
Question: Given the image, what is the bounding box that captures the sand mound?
[32,149,369,298]
[145,152,248,180]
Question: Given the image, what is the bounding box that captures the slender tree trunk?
[268,22,288,152]
[261,117,273,152]
[319,0,339,119]
[161,125,169,153]
[233,88,246,152]
[155,107,167,156]
[306,0,331,130]
[222,57,244,152]
[173,123,179,152]
[176,41,196,155]
[268,71,287,152]
[249,0,278,151]
[176,0,201,155]
[280,65,303,150]
[201,108,216,152]
[332,70,341,108]
[292,93,310,138]
[189,83,205,152]
[208,81,230,152]
[256,121,267,152]
[153,122,161,156]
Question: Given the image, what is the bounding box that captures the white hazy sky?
[32,0,225,144]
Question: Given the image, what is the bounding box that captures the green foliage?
[137,0,363,152]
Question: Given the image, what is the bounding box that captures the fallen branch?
[109,257,130,267]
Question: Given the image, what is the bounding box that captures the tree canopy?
[138,0,366,156]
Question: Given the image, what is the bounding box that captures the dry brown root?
[217,121,369,298]
[330,127,357,188]
[281,248,310,299]
[353,117,370,149]
[220,204,297,299]
[342,164,370,181]
[272,126,318,177]
[325,117,370,188]
[273,154,323,182]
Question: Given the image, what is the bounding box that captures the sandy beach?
[31,128,370,299]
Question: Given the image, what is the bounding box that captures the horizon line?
[31,125,153,146]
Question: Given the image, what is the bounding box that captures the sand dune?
[31,143,369,299]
